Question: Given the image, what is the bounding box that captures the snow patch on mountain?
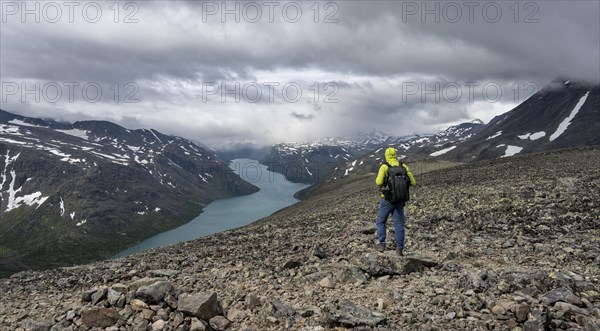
[1,124,24,136]
[430,146,456,157]
[134,155,149,164]
[148,129,163,143]
[60,197,65,216]
[11,191,48,211]
[518,131,546,141]
[549,92,589,141]
[0,137,29,145]
[8,119,44,128]
[126,145,141,152]
[486,131,502,140]
[499,145,523,158]
[305,167,313,176]
[56,129,90,140]
[1,150,19,189]
[90,151,129,166]
[344,167,354,176]
[2,152,49,211]
[198,173,208,183]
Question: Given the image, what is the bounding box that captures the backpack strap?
[381,162,391,187]
[384,161,403,168]
[383,161,392,179]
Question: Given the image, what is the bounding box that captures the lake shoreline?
[112,159,309,258]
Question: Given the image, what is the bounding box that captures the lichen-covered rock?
[541,287,583,306]
[523,308,548,331]
[354,253,402,276]
[323,299,386,327]
[209,316,231,331]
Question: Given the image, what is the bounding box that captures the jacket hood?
[385,147,399,164]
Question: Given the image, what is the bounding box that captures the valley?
[0,111,258,276]
[1,147,598,330]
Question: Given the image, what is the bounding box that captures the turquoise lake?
[113,159,308,258]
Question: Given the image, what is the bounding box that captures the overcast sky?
[1,0,599,147]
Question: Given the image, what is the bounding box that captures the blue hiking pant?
[376,198,405,250]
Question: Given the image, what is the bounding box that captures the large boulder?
[81,308,121,328]
[323,299,386,327]
[136,281,175,304]
[353,253,402,276]
[178,292,222,320]
[354,253,437,277]
[129,278,166,291]
[401,255,439,274]
[541,287,583,307]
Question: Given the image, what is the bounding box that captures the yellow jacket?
[376,148,416,196]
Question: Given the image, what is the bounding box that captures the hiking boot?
[396,248,403,256]
[376,243,385,253]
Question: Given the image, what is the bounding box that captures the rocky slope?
[0,110,258,276]
[1,146,599,330]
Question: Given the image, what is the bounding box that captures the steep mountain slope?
[0,110,258,275]
[441,78,600,161]
[1,147,598,330]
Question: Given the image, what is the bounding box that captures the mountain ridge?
[258,120,485,188]
[0,109,259,276]
[311,78,599,185]
[441,78,600,161]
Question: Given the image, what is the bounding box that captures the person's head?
[385,147,397,160]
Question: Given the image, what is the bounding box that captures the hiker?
[375,147,416,256]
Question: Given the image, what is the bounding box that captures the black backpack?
[381,162,410,203]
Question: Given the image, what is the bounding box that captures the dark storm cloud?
[0,0,598,145]
[317,1,599,82]
[4,1,598,83]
